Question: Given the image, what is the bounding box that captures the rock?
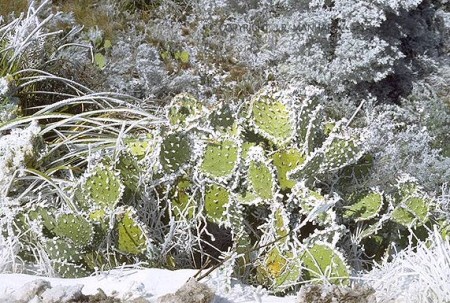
[157,278,215,303]
[13,279,51,303]
[40,284,84,303]
[296,284,376,303]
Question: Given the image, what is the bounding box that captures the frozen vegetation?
[0,0,450,302]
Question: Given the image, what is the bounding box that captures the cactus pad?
[209,103,235,133]
[288,152,324,181]
[301,243,349,285]
[248,160,275,200]
[167,93,204,129]
[236,190,261,205]
[117,208,148,255]
[274,208,290,241]
[272,148,305,190]
[391,196,429,227]
[124,133,154,160]
[52,261,89,278]
[200,138,238,179]
[76,164,124,210]
[257,247,301,290]
[115,151,141,192]
[390,179,430,227]
[250,94,294,145]
[170,178,196,219]
[321,136,360,171]
[54,213,94,247]
[28,206,56,235]
[204,183,230,224]
[44,238,85,263]
[160,132,191,173]
[297,98,322,155]
[343,191,383,222]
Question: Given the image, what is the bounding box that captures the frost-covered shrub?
[362,228,450,303]
[186,0,447,103]
[104,38,199,100]
[360,82,450,192]
[0,122,42,197]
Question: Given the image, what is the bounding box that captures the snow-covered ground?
[0,268,296,303]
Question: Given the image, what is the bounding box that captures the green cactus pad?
[293,187,333,224]
[289,152,324,181]
[52,261,89,278]
[391,197,429,227]
[167,93,204,129]
[88,209,109,246]
[248,160,274,200]
[44,238,84,263]
[301,243,349,285]
[200,139,238,179]
[390,180,430,227]
[343,191,383,222]
[209,103,236,133]
[297,99,322,155]
[234,231,253,276]
[338,154,374,188]
[124,133,154,160]
[256,247,301,290]
[160,132,191,173]
[170,178,196,219]
[250,95,294,145]
[117,208,148,255]
[274,208,290,240]
[76,164,124,210]
[204,183,230,224]
[115,151,141,192]
[322,137,360,171]
[272,148,305,190]
[241,141,256,160]
[28,206,56,235]
[54,213,94,247]
[236,190,261,205]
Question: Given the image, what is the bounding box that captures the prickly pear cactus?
[300,243,349,285]
[246,147,276,201]
[199,137,239,180]
[116,207,149,255]
[272,148,305,190]
[167,93,205,129]
[208,102,236,133]
[159,132,191,173]
[115,151,141,193]
[289,121,361,181]
[204,183,230,225]
[248,88,295,146]
[53,213,94,247]
[256,247,302,291]
[169,177,196,219]
[75,163,124,211]
[51,260,89,279]
[386,176,431,228]
[297,97,322,155]
[4,84,440,289]
[343,190,384,222]
[321,134,360,172]
[44,238,85,264]
[124,133,155,160]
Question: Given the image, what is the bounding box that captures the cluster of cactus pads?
[5,85,440,292]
